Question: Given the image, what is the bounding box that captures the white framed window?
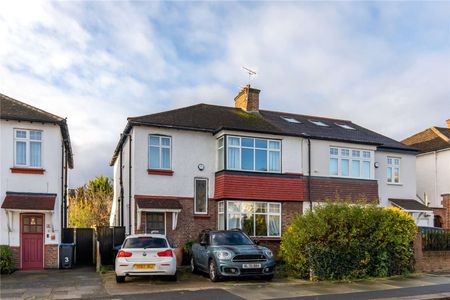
[387,157,401,183]
[148,135,171,169]
[194,178,208,214]
[329,146,373,179]
[14,129,42,168]
[226,136,281,173]
[217,137,224,170]
[218,200,281,237]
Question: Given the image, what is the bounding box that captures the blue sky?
[0,1,449,187]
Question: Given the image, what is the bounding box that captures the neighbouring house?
[0,94,73,270]
[402,121,450,229]
[109,85,422,252]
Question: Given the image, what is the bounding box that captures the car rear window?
[211,232,254,246]
[123,237,168,249]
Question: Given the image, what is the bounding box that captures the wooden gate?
[61,228,94,266]
[97,227,126,265]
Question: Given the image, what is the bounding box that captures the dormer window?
[309,120,328,127]
[14,129,42,168]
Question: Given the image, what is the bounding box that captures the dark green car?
[191,229,276,282]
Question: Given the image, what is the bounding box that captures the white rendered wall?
[0,120,64,246]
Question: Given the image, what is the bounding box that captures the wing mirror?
[200,241,207,246]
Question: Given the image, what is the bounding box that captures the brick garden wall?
[413,233,450,272]
[44,244,59,269]
[10,246,20,269]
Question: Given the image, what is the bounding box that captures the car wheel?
[191,257,200,274]
[115,275,125,283]
[208,259,221,282]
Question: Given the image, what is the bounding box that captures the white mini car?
[115,234,177,283]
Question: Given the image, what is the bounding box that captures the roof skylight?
[336,123,355,130]
[309,120,328,127]
[281,116,301,123]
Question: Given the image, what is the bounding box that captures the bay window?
[329,146,373,179]
[14,129,42,167]
[148,135,171,169]
[224,136,281,172]
[217,200,281,237]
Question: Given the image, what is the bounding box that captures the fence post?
[96,241,101,272]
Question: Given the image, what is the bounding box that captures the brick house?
[402,121,450,228]
[0,94,73,270]
[109,85,422,251]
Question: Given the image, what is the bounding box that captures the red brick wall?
[309,176,379,203]
[431,194,450,229]
[413,233,450,272]
[44,244,58,269]
[10,246,20,270]
[215,172,306,201]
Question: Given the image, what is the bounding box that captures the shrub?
[0,245,14,274]
[280,202,417,280]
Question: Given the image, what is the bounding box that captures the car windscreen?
[123,237,168,249]
[211,232,254,246]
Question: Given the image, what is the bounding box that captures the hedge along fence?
[280,202,417,281]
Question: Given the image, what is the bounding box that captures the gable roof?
[402,127,450,154]
[0,93,74,168]
[110,103,416,165]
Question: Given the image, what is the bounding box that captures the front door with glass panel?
[21,214,44,270]
[145,212,165,234]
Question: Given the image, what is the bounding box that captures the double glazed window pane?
[341,159,349,176]
[387,167,393,182]
[30,142,41,167]
[16,141,26,165]
[362,161,370,178]
[351,160,360,177]
[149,146,160,168]
[268,215,280,236]
[148,135,171,169]
[255,149,267,171]
[195,179,207,214]
[242,148,254,170]
[329,158,338,175]
[228,147,240,169]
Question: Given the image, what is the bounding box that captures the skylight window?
[309,120,328,127]
[336,123,355,130]
[281,116,301,123]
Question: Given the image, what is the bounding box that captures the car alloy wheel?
[209,260,220,282]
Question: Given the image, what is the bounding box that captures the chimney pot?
[234,84,260,112]
[447,119,450,129]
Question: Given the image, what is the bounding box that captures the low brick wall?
[413,233,450,272]
[10,246,20,269]
[44,244,59,269]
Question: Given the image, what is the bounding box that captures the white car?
[115,234,177,283]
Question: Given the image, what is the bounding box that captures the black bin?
[59,243,75,269]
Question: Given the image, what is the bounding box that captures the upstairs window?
[194,178,208,214]
[329,146,373,179]
[148,135,171,169]
[14,129,42,168]
[387,157,400,183]
[226,136,281,173]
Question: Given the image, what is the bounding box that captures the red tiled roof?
[402,127,450,153]
[1,192,56,210]
[135,197,182,210]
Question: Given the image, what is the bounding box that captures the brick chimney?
[447,119,450,128]
[234,84,260,112]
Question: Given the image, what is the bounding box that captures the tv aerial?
[242,66,257,84]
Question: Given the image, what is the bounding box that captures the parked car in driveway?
[115,234,177,283]
[191,229,276,282]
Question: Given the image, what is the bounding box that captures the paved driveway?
[0,267,106,299]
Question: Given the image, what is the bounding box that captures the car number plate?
[242,263,261,269]
[134,264,155,270]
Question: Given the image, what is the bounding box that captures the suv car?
[191,229,276,281]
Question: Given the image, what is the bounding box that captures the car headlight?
[214,250,233,260]
[264,250,274,258]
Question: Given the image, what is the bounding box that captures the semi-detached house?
[0,94,73,270]
[109,85,426,251]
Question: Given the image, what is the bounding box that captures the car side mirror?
[200,241,207,246]
[253,239,260,245]
[171,243,177,248]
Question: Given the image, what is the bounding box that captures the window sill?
[10,167,45,175]
[253,237,281,241]
[387,182,403,186]
[193,214,210,219]
[147,169,174,176]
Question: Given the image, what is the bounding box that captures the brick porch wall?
[309,176,379,203]
[10,246,20,270]
[44,244,58,269]
[431,194,450,229]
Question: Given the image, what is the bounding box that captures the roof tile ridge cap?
[431,127,450,143]
[0,93,64,122]
[127,103,217,120]
[259,109,350,123]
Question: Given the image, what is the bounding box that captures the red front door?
[21,214,44,270]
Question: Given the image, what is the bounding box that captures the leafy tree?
[69,175,113,228]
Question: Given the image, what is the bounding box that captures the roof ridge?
[431,127,450,143]
[0,93,63,122]
[260,109,351,123]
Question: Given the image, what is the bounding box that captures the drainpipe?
[128,134,132,235]
[64,147,68,228]
[61,141,64,232]
[307,138,312,211]
[119,142,124,227]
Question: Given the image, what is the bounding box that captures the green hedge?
[280,203,417,280]
[0,245,14,274]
